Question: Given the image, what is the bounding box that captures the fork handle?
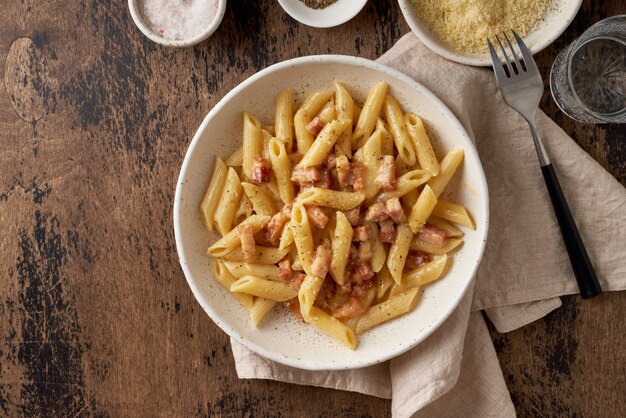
[541,164,603,299]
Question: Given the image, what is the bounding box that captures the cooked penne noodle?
[268,138,295,203]
[356,288,420,334]
[353,81,388,148]
[306,306,357,349]
[222,246,289,264]
[427,149,464,197]
[298,119,350,168]
[278,220,295,251]
[353,102,362,126]
[408,185,437,234]
[319,98,336,124]
[383,95,416,165]
[330,212,353,284]
[392,255,447,295]
[275,88,294,152]
[200,157,228,231]
[368,222,387,273]
[214,168,243,234]
[377,118,394,155]
[376,264,394,301]
[297,188,364,211]
[356,128,383,199]
[242,112,263,179]
[230,275,297,301]
[377,169,432,202]
[405,113,440,176]
[261,129,273,161]
[207,214,271,257]
[427,216,464,237]
[295,91,334,153]
[410,238,463,255]
[334,82,354,157]
[250,298,277,327]
[431,200,475,229]
[222,261,280,280]
[291,204,315,275]
[235,193,253,221]
[225,146,243,167]
[387,223,413,284]
[213,260,254,309]
[298,275,324,318]
[241,182,276,216]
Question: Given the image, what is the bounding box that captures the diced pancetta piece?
[238,224,256,262]
[405,251,429,270]
[265,211,289,245]
[365,202,389,222]
[417,224,448,247]
[306,116,325,136]
[317,167,332,189]
[278,257,293,282]
[336,155,352,188]
[378,219,396,243]
[311,243,332,278]
[348,245,359,265]
[250,155,272,183]
[325,154,337,169]
[351,163,366,193]
[306,206,329,229]
[352,262,375,284]
[375,155,396,191]
[353,225,371,242]
[385,197,406,223]
[332,296,365,319]
[358,240,372,262]
[337,281,352,294]
[289,273,306,291]
[345,206,361,226]
[281,202,293,217]
[288,153,303,165]
[291,166,322,184]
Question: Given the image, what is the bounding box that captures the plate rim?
[173,54,490,370]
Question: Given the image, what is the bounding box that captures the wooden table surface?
[1,0,624,416]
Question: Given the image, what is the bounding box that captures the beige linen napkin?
[231,33,626,417]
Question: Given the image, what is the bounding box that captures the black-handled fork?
[487,31,603,299]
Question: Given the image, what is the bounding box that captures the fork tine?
[503,32,522,72]
[495,35,513,72]
[512,30,539,73]
[487,39,508,81]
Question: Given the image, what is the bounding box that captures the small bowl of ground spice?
[398,0,582,66]
[277,0,368,28]
[128,0,227,47]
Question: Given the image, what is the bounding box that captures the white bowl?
[128,0,227,47]
[277,0,368,28]
[398,0,583,66]
[174,55,489,370]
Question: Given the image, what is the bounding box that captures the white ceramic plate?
[397,0,583,66]
[174,56,489,370]
[277,0,368,28]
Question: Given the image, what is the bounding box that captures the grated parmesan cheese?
[410,0,552,53]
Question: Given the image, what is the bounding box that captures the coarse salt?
[139,0,220,41]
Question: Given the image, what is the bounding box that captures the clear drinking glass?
[550,15,626,124]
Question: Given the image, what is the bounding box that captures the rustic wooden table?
[1,0,624,416]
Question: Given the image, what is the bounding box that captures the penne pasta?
[298,119,350,168]
[225,146,243,167]
[222,261,280,280]
[297,188,364,211]
[241,182,276,216]
[242,112,263,179]
[318,98,337,124]
[355,128,383,200]
[250,298,277,327]
[368,222,387,273]
[291,204,315,275]
[306,306,357,349]
[275,88,294,152]
[431,200,475,229]
[235,192,253,221]
[408,185,437,234]
[298,275,324,318]
[353,81,388,148]
[230,275,297,301]
[427,149,464,198]
[377,118,394,155]
[392,255,447,295]
[207,214,271,257]
[214,167,243,234]
[294,91,334,153]
[356,288,420,334]
[383,95,416,166]
[405,113,440,176]
[377,169,432,202]
[200,157,228,231]
[334,81,354,157]
[376,264,394,301]
[222,246,289,264]
[410,238,463,255]
[268,138,295,204]
[386,223,413,284]
[330,212,353,284]
[213,260,254,309]
[279,220,295,251]
[427,216,464,237]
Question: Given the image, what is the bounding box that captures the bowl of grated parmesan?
[398,0,582,66]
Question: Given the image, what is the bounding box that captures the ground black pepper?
[299,0,338,10]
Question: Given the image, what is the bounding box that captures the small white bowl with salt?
[129,0,227,47]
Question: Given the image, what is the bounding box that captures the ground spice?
[299,0,338,10]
